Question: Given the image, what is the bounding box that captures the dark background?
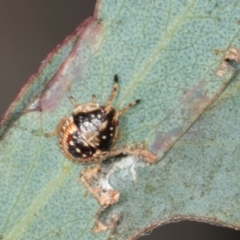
[0,1,240,239]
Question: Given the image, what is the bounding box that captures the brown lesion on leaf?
[215,47,240,77]
[79,165,121,233]
[80,165,120,207]
[109,143,157,164]
[92,221,108,233]
[79,156,146,234]
[224,47,240,62]
[93,213,120,234]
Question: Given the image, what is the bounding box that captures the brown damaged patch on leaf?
[80,165,120,233]
[109,143,157,164]
[224,48,240,62]
[98,190,120,207]
[93,213,120,234]
[216,47,240,77]
[92,221,108,233]
[80,165,120,207]
[79,156,153,234]
[80,164,101,181]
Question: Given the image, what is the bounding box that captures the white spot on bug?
[82,154,87,157]
[102,135,107,139]
[97,114,101,119]
[76,148,81,153]
[110,133,113,137]
[91,114,95,118]
[110,127,113,131]
[69,141,74,146]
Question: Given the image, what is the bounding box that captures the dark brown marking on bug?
[98,107,117,151]
[73,109,105,128]
[67,131,97,158]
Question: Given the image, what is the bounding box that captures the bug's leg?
[69,96,78,107]
[106,74,119,107]
[108,144,157,164]
[45,117,68,137]
[118,99,140,116]
[108,149,122,158]
[111,99,140,124]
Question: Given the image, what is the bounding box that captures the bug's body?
[45,75,157,164]
[60,103,118,163]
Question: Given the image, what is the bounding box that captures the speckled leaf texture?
[1,0,240,239]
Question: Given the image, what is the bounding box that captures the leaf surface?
[1,0,240,239]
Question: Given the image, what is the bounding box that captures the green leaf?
[1,0,240,240]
